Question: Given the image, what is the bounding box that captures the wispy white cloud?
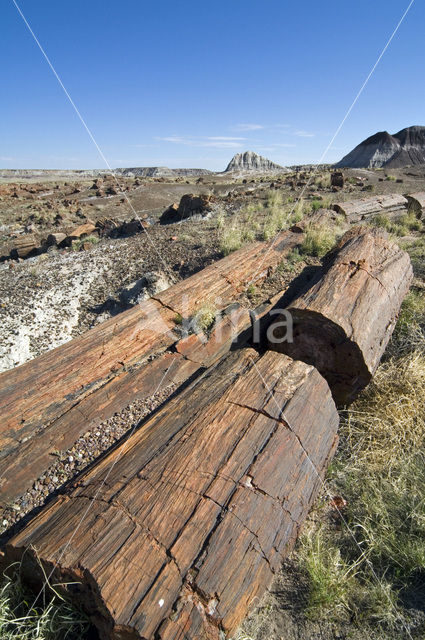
[232,123,264,131]
[207,136,246,141]
[157,135,246,149]
[294,130,315,138]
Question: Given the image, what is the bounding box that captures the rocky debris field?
[1,165,425,373]
[0,221,222,371]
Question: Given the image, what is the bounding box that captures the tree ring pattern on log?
[272,308,370,406]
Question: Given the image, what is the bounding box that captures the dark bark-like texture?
[268,226,413,405]
[406,192,425,218]
[2,349,339,640]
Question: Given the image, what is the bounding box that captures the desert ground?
[0,164,424,639]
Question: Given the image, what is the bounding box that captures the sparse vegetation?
[300,223,341,257]
[192,302,217,332]
[371,212,422,237]
[71,235,99,251]
[278,247,304,273]
[296,247,425,636]
[219,203,262,255]
[246,283,256,299]
[314,172,331,189]
[0,564,90,639]
[261,191,289,240]
[220,225,255,255]
[173,312,183,325]
[215,207,226,229]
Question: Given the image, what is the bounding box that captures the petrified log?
[2,348,339,640]
[45,232,67,247]
[10,234,40,259]
[330,171,344,188]
[406,192,425,218]
[160,194,212,224]
[268,226,413,405]
[0,231,300,506]
[333,194,407,222]
[0,304,250,506]
[63,222,98,246]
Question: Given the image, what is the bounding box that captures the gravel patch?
[0,382,177,538]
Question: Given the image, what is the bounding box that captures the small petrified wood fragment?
[268,226,413,405]
[2,349,339,640]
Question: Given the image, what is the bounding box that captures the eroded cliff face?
[335,126,425,168]
[225,150,286,173]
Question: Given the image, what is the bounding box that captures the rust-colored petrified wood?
[0,231,301,504]
[268,226,413,405]
[2,349,339,640]
[0,303,252,507]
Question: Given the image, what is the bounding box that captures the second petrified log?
[268,226,413,405]
[333,194,408,222]
[2,348,339,640]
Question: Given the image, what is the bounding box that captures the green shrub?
[278,248,304,273]
[301,224,339,257]
[71,235,99,251]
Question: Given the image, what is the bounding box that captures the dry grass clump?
[298,287,425,634]
[220,225,256,255]
[0,564,90,639]
[192,301,217,332]
[371,212,422,237]
[300,223,341,257]
[71,235,99,251]
[219,203,262,255]
[219,194,322,255]
[261,191,290,241]
[314,172,331,189]
[401,235,425,280]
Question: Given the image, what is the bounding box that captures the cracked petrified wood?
[0,230,301,507]
[268,226,413,405]
[0,303,252,508]
[333,194,408,222]
[2,348,339,640]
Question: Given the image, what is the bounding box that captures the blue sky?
[1,0,423,170]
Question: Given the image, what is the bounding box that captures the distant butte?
[224,150,287,173]
[335,126,425,169]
